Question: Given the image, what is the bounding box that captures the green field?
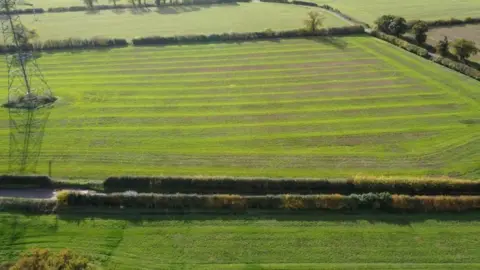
[1,212,480,269]
[313,0,480,23]
[19,3,347,41]
[0,36,479,179]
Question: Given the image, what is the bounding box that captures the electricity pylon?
[0,0,55,173]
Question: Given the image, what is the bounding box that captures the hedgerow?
[104,176,480,195]
[0,197,56,213]
[431,55,480,81]
[131,26,365,45]
[0,38,128,53]
[408,17,480,29]
[0,175,52,188]
[370,30,430,58]
[59,191,480,213]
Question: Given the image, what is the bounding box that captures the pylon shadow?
[8,106,51,173]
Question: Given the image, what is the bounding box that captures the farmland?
[1,212,480,269]
[0,36,478,179]
[18,3,348,41]
[427,24,480,63]
[312,0,480,24]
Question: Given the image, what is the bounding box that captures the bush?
[0,8,44,15]
[0,175,52,188]
[0,198,56,213]
[408,17,480,29]
[431,55,480,81]
[291,0,318,7]
[259,0,289,3]
[60,191,480,213]
[104,176,480,195]
[370,30,430,58]
[131,26,365,45]
[392,195,480,212]
[32,37,128,51]
[8,248,94,270]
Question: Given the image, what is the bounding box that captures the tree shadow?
[306,36,349,50]
[56,208,480,227]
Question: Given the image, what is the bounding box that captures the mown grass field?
[1,36,479,179]
[427,24,480,63]
[313,0,480,23]
[1,212,480,269]
[18,3,347,41]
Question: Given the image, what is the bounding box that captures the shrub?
[292,0,317,7]
[0,175,52,188]
[8,248,94,270]
[370,30,430,58]
[408,17,480,28]
[32,37,128,51]
[0,198,56,213]
[259,0,289,3]
[436,36,450,56]
[431,55,480,80]
[131,26,365,45]
[105,176,480,195]
[58,191,480,213]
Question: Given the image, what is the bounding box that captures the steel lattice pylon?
[8,107,50,173]
[1,0,55,173]
[1,0,54,106]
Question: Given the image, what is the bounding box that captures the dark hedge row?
[0,38,128,53]
[431,55,480,81]
[0,198,56,213]
[370,30,430,58]
[408,17,480,29]
[59,191,480,213]
[0,175,52,188]
[0,8,44,15]
[3,0,247,15]
[371,31,480,81]
[132,26,365,45]
[104,176,480,195]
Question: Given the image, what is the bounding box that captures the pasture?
[427,24,480,63]
[19,3,348,41]
[1,212,480,269]
[0,36,479,179]
[312,0,480,24]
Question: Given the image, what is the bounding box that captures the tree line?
[374,15,478,62]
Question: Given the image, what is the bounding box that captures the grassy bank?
[1,212,480,269]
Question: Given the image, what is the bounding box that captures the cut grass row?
[0,36,478,179]
[1,212,480,269]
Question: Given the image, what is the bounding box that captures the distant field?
[1,212,480,269]
[18,3,347,41]
[312,0,480,24]
[0,36,478,179]
[427,24,480,63]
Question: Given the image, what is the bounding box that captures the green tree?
[436,36,449,56]
[411,21,429,44]
[388,16,407,37]
[451,39,479,62]
[374,15,396,33]
[374,15,407,36]
[82,0,98,10]
[304,11,324,33]
[8,248,94,270]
